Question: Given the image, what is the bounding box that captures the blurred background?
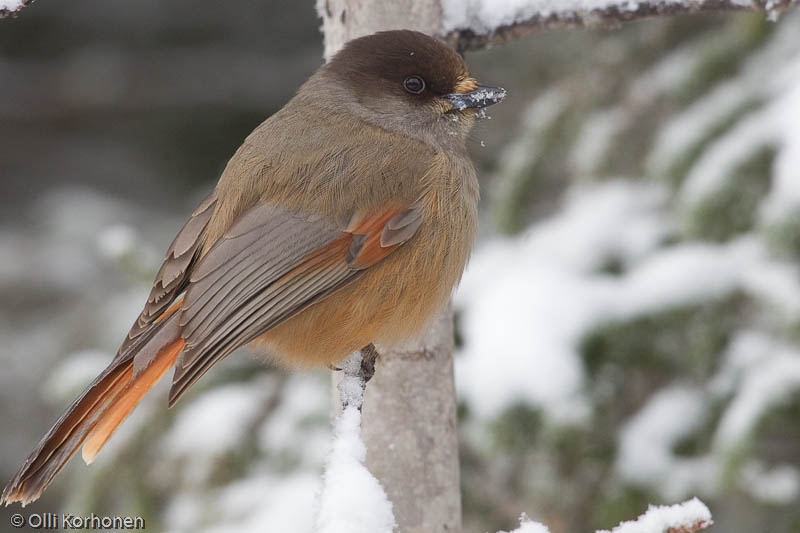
[1,2,799,532]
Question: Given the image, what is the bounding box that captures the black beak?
[445,85,507,111]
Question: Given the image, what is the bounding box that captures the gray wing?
[167,202,422,405]
[115,191,217,361]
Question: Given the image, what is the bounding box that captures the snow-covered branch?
[597,498,712,533]
[315,351,395,533]
[0,0,33,19]
[503,498,712,533]
[442,0,798,51]
[319,355,712,533]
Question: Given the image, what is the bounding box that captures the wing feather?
[116,191,217,359]
[166,202,425,405]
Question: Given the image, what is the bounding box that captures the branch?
[335,347,377,412]
[595,497,713,533]
[504,497,713,533]
[0,0,35,19]
[442,0,798,52]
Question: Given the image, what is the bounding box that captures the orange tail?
[82,337,184,463]
[1,314,183,506]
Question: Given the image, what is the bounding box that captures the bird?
[1,29,505,506]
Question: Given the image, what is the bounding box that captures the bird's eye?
[403,76,426,94]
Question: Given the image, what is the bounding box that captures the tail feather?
[1,314,183,506]
[82,338,184,463]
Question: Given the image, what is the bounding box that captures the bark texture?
[361,309,461,533]
[318,0,442,58]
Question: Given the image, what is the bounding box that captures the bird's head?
[312,30,506,147]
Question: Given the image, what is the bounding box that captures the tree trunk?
[318,0,443,59]
[319,3,463,532]
[361,308,461,533]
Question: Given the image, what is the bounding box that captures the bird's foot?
[360,343,379,384]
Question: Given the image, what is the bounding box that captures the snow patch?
[740,461,800,505]
[570,109,625,177]
[449,85,507,110]
[596,497,712,533]
[43,350,109,400]
[314,405,395,533]
[458,175,800,425]
[162,381,270,483]
[97,224,138,260]
[440,0,749,34]
[615,386,713,499]
[210,472,320,533]
[498,513,551,533]
[258,374,330,467]
[443,0,621,34]
[457,181,669,423]
[713,342,800,450]
[0,0,25,12]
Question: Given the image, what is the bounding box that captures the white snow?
[442,0,613,34]
[209,472,320,533]
[0,0,25,11]
[713,341,800,451]
[673,26,800,222]
[456,258,597,423]
[162,380,271,483]
[164,382,268,456]
[614,327,800,502]
[163,471,321,533]
[615,241,742,315]
[758,58,800,222]
[314,406,395,533]
[456,181,669,422]
[739,461,800,505]
[336,353,369,410]
[458,171,800,425]
[502,89,566,174]
[628,40,704,106]
[596,497,712,533]
[569,109,625,176]
[678,106,777,205]
[258,374,331,467]
[615,387,707,493]
[738,252,800,318]
[441,0,751,34]
[647,81,750,180]
[493,89,567,211]
[498,513,552,533]
[96,224,138,260]
[163,493,205,532]
[708,330,773,397]
[43,350,109,400]
[314,351,395,533]
[159,373,330,532]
